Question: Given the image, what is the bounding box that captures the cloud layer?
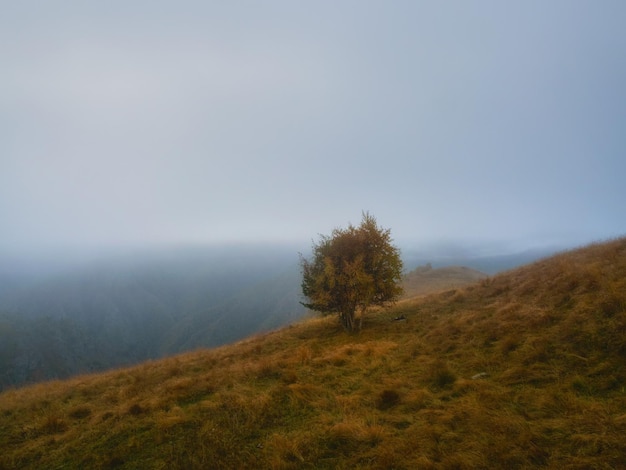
[2,1,625,252]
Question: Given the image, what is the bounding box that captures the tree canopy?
[300,213,403,332]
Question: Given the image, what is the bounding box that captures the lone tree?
[300,213,404,332]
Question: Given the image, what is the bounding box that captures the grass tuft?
[39,413,68,434]
[427,360,457,390]
[376,389,400,410]
[127,403,145,415]
[68,405,92,420]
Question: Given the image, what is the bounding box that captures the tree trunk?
[339,310,356,333]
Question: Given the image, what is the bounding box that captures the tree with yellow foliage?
[300,213,403,332]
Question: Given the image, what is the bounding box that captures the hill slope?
[402,264,488,298]
[0,245,307,389]
[1,238,625,469]
[0,247,486,390]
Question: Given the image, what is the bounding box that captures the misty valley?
[0,245,307,390]
[0,243,556,390]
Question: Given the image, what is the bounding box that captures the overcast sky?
[2,1,625,255]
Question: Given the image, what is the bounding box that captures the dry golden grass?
[402,264,488,299]
[1,238,626,469]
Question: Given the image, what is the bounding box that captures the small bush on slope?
[1,238,625,469]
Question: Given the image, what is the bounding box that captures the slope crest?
[402,264,488,298]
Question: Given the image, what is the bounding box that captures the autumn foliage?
[300,213,404,332]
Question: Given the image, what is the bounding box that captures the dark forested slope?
[0,245,306,389]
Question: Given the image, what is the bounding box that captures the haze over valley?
[0,244,305,388]
[0,238,558,389]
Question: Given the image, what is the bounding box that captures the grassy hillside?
[1,238,625,469]
[402,264,488,298]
